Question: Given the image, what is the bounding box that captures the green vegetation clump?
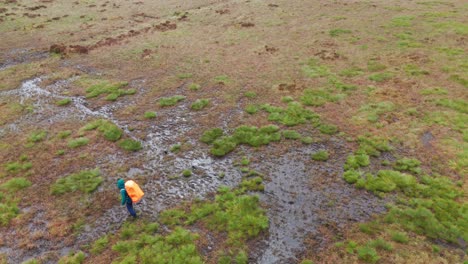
[56,98,72,106]
[90,235,109,255]
[189,83,201,91]
[357,101,395,122]
[182,170,192,177]
[4,161,32,174]
[393,158,422,174]
[264,102,320,127]
[356,170,416,194]
[209,125,281,156]
[51,169,103,195]
[343,170,361,183]
[214,75,231,84]
[82,119,123,142]
[436,99,468,114]
[318,123,338,135]
[144,111,157,119]
[0,177,31,192]
[390,231,409,244]
[368,72,393,82]
[159,95,186,107]
[344,152,370,170]
[57,130,72,139]
[367,238,393,251]
[283,130,301,139]
[357,246,380,263]
[281,96,294,103]
[191,99,210,110]
[58,251,85,264]
[300,89,339,106]
[404,64,429,76]
[245,104,259,114]
[68,137,89,148]
[170,144,181,153]
[328,77,358,91]
[112,226,202,264]
[28,130,47,143]
[86,81,134,101]
[329,28,352,37]
[200,128,224,144]
[118,139,142,152]
[311,150,329,161]
[244,91,257,98]
[302,58,331,78]
[357,134,392,156]
[301,136,314,144]
[240,156,250,166]
[240,177,264,192]
[384,174,466,245]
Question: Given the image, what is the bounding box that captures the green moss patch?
[51,169,103,195]
[86,81,134,101]
[68,137,89,148]
[118,139,142,152]
[191,99,210,110]
[311,150,329,161]
[159,95,186,107]
[82,119,123,142]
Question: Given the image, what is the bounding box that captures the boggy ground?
[0,0,467,263]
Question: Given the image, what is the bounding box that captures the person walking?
[117,178,137,218]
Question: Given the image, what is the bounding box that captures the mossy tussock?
[86,81,135,101]
[50,169,103,195]
[0,177,32,226]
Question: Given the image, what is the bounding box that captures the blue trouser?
[126,199,137,217]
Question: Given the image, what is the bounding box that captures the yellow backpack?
[125,180,144,203]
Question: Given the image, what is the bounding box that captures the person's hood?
[117,178,125,189]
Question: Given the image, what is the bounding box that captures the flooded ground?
[0,76,385,263]
[1,0,466,263]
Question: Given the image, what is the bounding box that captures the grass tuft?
[200,128,224,144]
[159,95,186,107]
[51,169,102,195]
[28,130,47,143]
[68,137,89,148]
[86,81,134,101]
[144,111,157,119]
[118,139,142,152]
[82,119,123,142]
[182,169,192,177]
[318,124,338,135]
[191,99,210,110]
[311,150,329,161]
[56,98,72,106]
[283,130,301,140]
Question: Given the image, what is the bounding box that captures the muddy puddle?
[1,76,387,263]
[0,49,49,71]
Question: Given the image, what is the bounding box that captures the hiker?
[117,178,137,218]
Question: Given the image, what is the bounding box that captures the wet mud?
[0,49,49,71]
[1,76,387,263]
